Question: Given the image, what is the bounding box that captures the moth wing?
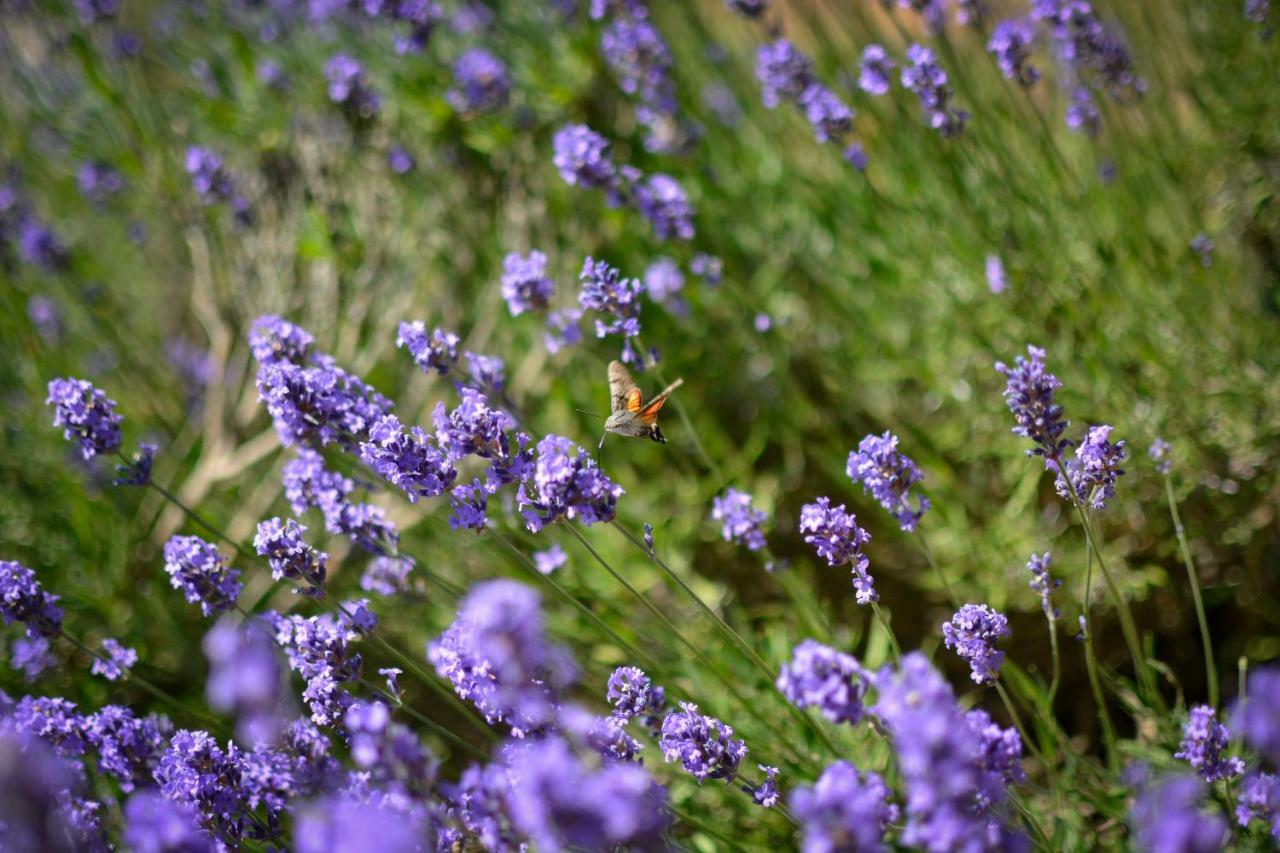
[608,360,643,414]
[638,378,683,424]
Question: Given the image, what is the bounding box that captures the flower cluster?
[799,497,875,603]
[518,435,624,531]
[325,54,381,118]
[268,608,367,727]
[113,442,156,487]
[901,44,969,137]
[873,653,1023,849]
[162,535,242,617]
[1175,706,1244,783]
[184,146,250,225]
[599,4,683,153]
[204,618,286,746]
[1149,437,1172,474]
[606,666,665,726]
[77,160,125,204]
[255,358,393,451]
[1051,424,1127,510]
[396,321,460,375]
[1032,0,1144,134]
[777,639,870,725]
[282,449,397,553]
[711,488,768,551]
[0,560,64,642]
[791,760,898,853]
[859,44,895,96]
[757,39,860,160]
[90,638,137,682]
[989,19,1041,86]
[429,580,576,736]
[359,414,458,503]
[578,256,643,353]
[45,378,122,461]
[464,351,506,393]
[448,48,510,113]
[254,518,328,596]
[501,251,555,316]
[344,701,437,792]
[659,702,748,783]
[1026,551,1060,619]
[995,344,1070,458]
[847,431,931,532]
[1129,775,1228,852]
[942,603,1010,685]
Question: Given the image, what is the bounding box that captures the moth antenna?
[576,408,607,420]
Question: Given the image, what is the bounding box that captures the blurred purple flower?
[397,321,460,376]
[901,44,969,136]
[777,639,870,725]
[46,377,122,461]
[1130,775,1228,852]
[204,618,286,746]
[534,543,568,575]
[325,54,381,117]
[360,555,415,596]
[123,791,213,853]
[90,638,137,681]
[792,760,898,853]
[859,44,895,95]
[989,19,1041,86]
[502,250,555,316]
[77,161,125,204]
[448,48,510,113]
[986,254,1007,293]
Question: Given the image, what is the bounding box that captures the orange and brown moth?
[600,360,684,446]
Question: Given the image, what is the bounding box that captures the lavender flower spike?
[777,639,870,725]
[901,44,969,136]
[799,497,875,604]
[0,560,64,638]
[711,488,768,552]
[1051,424,1127,510]
[501,250,555,316]
[792,761,898,853]
[660,702,748,783]
[995,344,1070,458]
[396,321,459,376]
[90,638,138,681]
[46,377,123,460]
[162,535,243,617]
[1175,706,1244,783]
[1026,552,1060,619]
[942,603,1010,685]
[254,518,328,596]
[847,431,931,532]
[360,414,458,503]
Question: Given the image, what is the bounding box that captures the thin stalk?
[1081,536,1120,770]
[914,527,959,609]
[1046,611,1062,709]
[357,677,489,762]
[612,522,842,758]
[145,477,257,565]
[995,679,1044,765]
[60,630,228,734]
[562,522,814,771]
[633,335,721,478]
[868,601,902,662]
[1163,474,1218,707]
[1052,451,1156,704]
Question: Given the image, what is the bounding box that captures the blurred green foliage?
[1,0,1277,847]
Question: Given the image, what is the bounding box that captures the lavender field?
[2,0,1279,850]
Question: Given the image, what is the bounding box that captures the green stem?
[868,601,902,663]
[1046,612,1062,709]
[1081,536,1119,770]
[60,631,227,734]
[914,527,959,609]
[995,679,1043,765]
[1164,474,1218,707]
[612,522,842,758]
[356,676,489,762]
[563,522,814,772]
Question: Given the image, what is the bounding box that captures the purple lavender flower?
[579,257,643,345]
[777,639,870,725]
[798,84,855,144]
[254,518,328,595]
[986,254,1007,293]
[295,794,426,852]
[449,478,489,531]
[255,359,393,450]
[325,54,381,117]
[726,0,769,17]
[553,124,623,200]
[534,543,568,575]
[360,414,458,503]
[750,765,781,808]
[283,449,396,553]
[1175,705,1244,783]
[995,345,1070,458]
[396,321,460,375]
[518,435,624,531]
[77,161,125,204]
[873,653,1023,849]
[901,44,969,136]
[943,603,1010,685]
[544,308,584,354]
[799,497,875,603]
[955,0,986,25]
[756,39,814,108]
[448,48,511,113]
[1065,86,1101,136]
[46,377,123,460]
[690,252,723,286]
[791,760,898,853]
[711,489,768,552]
[162,535,242,617]
[74,0,118,22]
[643,257,685,306]
[360,555,415,596]
[844,143,869,171]
[113,443,156,487]
[1232,666,1280,763]
[1034,1,1144,104]
[184,147,241,209]
[433,387,515,462]
[1237,772,1280,839]
[633,173,695,240]
[899,0,948,32]
[269,609,366,727]
[504,735,669,850]
[0,560,64,639]
[501,251,555,316]
[988,19,1041,86]
[204,618,286,746]
[123,791,213,853]
[1149,437,1172,474]
[0,730,95,851]
[1246,0,1271,23]
[343,701,437,789]
[607,666,655,720]
[155,729,251,839]
[15,218,68,271]
[1026,551,1060,618]
[1051,424,1127,510]
[660,702,748,783]
[1130,775,1228,852]
[601,18,675,111]
[387,145,415,174]
[858,45,895,97]
[249,315,315,365]
[465,351,506,393]
[26,295,62,343]
[847,431,930,532]
[378,666,401,698]
[90,638,137,681]
[9,695,86,757]
[12,636,55,680]
[82,705,168,793]
[1190,232,1215,268]
[428,580,575,736]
